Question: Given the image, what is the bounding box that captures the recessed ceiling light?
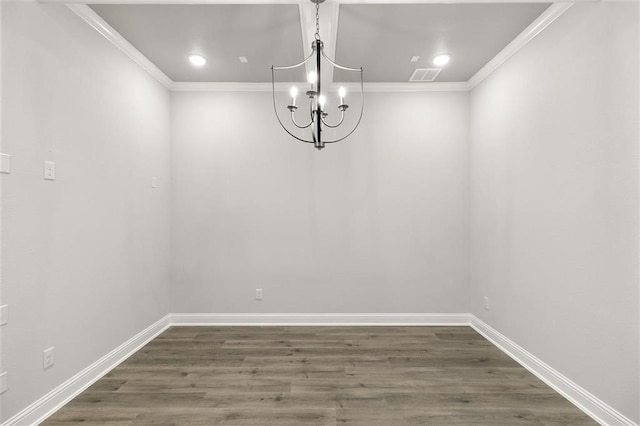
[432,54,451,67]
[239,56,248,63]
[410,56,420,63]
[188,54,207,67]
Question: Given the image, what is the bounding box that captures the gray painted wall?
[1,1,638,424]
[1,3,171,421]
[469,2,639,422]
[0,3,4,420]
[170,91,470,314]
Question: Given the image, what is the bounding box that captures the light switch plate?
[0,154,11,174]
[44,161,56,180]
[0,305,7,326]
[151,177,158,188]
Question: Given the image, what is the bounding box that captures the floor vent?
[409,68,442,82]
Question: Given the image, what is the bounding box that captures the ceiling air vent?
[409,68,442,82]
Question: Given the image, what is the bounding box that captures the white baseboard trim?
[169,312,471,326]
[3,315,171,426]
[6,313,635,426]
[470,315,637,426]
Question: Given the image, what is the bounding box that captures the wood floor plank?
[43,326,596,425]
[132,408,337,426]
[336,408,544,425]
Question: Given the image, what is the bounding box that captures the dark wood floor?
[44,326,595,425]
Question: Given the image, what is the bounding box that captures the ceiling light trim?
[467,2,573,89]
[67,4,172,89]
[188,53,208,67]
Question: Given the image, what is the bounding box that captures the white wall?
[1,3,171,421]
[469,2,639,422]
[171,91,470,314]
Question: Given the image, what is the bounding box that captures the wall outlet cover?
[44,161,56,180]
[43,347,55,369]
[255,289,263,300]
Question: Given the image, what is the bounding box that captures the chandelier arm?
[271,51,315,71]
[320,50,363,72]
[320,110,345,128]
[271,68,315,144]
[290,111,313,129]
[322,71,365,144]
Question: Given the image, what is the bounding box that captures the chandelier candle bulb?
[338,86,346,105]
[290,86,298,107]
[318,94,326,110]
[308,71,317,85]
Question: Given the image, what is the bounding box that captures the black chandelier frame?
[271,0,364,150]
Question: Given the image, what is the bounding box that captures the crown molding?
[52,0,595,4]
[171,81,471,92]
[171,82,295,91]
[67,4,172,89]
[339,82,471,92]
[335,0,586,3]
[69,1,574,94]
[467,2,573,89]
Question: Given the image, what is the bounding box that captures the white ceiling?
[89,2,551,84]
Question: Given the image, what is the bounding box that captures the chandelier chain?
[314,1,320,41]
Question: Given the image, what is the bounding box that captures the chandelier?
[271,0,364,150]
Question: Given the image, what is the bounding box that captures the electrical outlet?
[0,372,7,394]
[43,347,55,369]
[255,289,263,300]
[44,161,56,180]
[0,305,8,326]
[484,296,490,311]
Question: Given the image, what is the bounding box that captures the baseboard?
[6,313,635,426]
[3,315,171,426]
[470,315,637,426]
[169,312,471,326]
